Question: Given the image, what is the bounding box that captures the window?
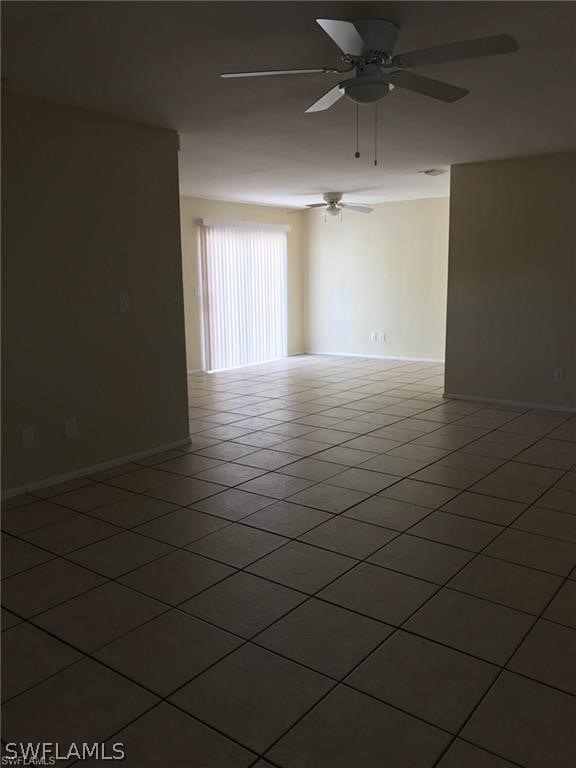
[199,220,289,372]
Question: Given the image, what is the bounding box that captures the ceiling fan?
[220,19,518,111]
[306,193,373,216]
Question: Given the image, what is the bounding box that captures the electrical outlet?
[66,417,79,439]
[552,368,564,383]
[22,427,35,449]
[118,293,130,313]
[378,332,386,343]
[369,332,377,342]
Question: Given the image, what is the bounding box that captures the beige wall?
[445,153,576,410]
[2,93,189,492]
[305,197,449,360]
[179,197,305,370]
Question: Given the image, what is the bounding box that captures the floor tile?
[170,644,333,753]
[484,528,576,576]
[436,739,522,768]
[34,581,167,652]
[379,479,461,509]
[96,609,241,695]
[440,492,526,526]
[1,538,55,578]
[319,562,437,625]
[106,467,183,492]
[278,458,347,481]
[404,589,535,664]
[134,507,230,546]
[50,483,133,512]
[537,487,576,514]
[120,550,235,605]
[403,464,486,489]
[2,623,83,701]
[409,511,503,551]
[237,473,315,500]
[343,496,432,531]
[436,451,503,473]
[151,453,224,475]
[193,463,268,487]
[347,630,498,732]
[448,556,562,614]
[67,531,174,577]
[256,598,393,679]
[267,685,450,768]
[234,431,286,448]
[341,435,403,453]
[288,483,369,514]
[543,580,576,628]
[299,516,397,559]
[198,442,258,461]
[512,506,576,543]
[187,524,288,567]
[462,671,576,768]
[312,446,377,466]
[242,501,332,537]
[2,559,105,617]
[1,608,23,631]
[325,468,398,493]
[368,535,473,584]
[21,515,121,554]
[272,438,329,457]
[247,541,356,594]
[235,449,300,470]
[146,477,226,505]
[192,488,275,520]
[181,572,306,638]
[31,477,93,499]
[88,494,178,527]
[508,618,576,695]
[491,461,564,486]
[386,443,451,462]
[1,659,158,748]
[1,500,78,534]
[469,475,548,504]
[92,703,255,767]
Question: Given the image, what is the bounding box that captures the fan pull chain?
[354,100,360,159]
[374,102,378,167]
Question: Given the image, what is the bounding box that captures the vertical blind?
[200,221,288,372]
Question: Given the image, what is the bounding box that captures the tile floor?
[2,355,576,767]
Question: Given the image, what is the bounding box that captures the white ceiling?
[3,1,576,207]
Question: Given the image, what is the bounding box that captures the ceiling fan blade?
[305,84,344,113]
[316,19,368,56]
[220,67,328,78]
[392,34,518,68]
[340,204,373,213]
[387,71,469,102]
[306,203,329,208]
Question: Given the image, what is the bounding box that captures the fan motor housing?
[353,19,400,59]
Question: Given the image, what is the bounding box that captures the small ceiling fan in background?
[305,193,373,217]
[221,18,518,111]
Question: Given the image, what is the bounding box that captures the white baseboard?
[308,351,445,364]
[443,392,576,414]
[1,438,192,500]
[187,368,204,374]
